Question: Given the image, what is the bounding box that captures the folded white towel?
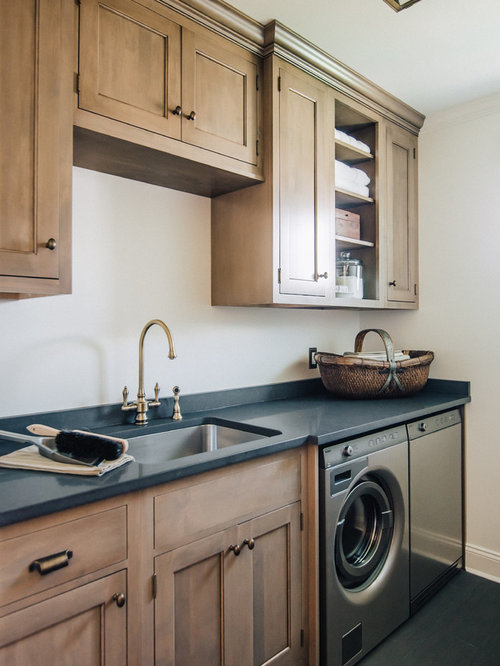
[0,445,135,476]
[335,160,370,187]
[335,128,371,154]
[344,351,411,361]
[335,177,370,198]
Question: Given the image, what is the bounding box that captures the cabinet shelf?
[335,139,374,164]
[335,187,374,206]
[336,235,374,249]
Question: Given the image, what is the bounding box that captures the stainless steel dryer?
[319,425,409,666]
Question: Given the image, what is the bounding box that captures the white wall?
[2,93,499,581]
[361,92,500,581]
[0,167,360,418]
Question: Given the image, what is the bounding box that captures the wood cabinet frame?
[0,447,318,665]
[0,0,73,298]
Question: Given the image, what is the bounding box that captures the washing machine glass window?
[336,479,394,589]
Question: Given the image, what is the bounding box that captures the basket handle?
[354,329,395,362]
[354,329,403,394]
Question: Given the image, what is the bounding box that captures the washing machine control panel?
[322,426,408,468]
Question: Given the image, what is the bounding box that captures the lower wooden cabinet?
[0,449,313,665]
[0,570,127,664]
[155,503,302,666]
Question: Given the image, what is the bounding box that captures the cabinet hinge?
[256,139,259,157]
[278,76,282,92]
[413,147,416,159]
[277,267,282,284]
[300,512,304,531]
[256,74,259,91]
[414,283,417,296]
[300,629,305,647]
[152,573,157,599]
[76,73,81,95]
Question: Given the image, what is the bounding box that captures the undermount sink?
[128,419,281,464]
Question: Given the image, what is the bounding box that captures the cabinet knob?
[172,105,182,116]
[45,238,57,250]
[186,110,196,121]
[229,543,241,556]
[389,280,397,287]
[244,538,255,550]
[112,592,126,608]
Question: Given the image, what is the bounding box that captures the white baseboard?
[465,543,500,582]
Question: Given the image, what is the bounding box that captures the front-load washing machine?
[319,425,409,666]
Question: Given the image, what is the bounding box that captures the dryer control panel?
[321,425,408,469]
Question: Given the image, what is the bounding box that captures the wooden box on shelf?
[335,208,360,240]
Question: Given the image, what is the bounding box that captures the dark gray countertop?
[0,378,470,527]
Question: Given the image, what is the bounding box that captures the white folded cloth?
[344,351,411,361]
[335,160,370,186]
[335,128,371,154]
[0,445,135,476]
[335,160,371,197]
[335,179,370,198]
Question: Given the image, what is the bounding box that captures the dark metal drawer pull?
[29,549,73,576]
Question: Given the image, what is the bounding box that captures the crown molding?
[422,91,500,134]
[164,0,425,132]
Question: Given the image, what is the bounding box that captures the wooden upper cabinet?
[278,68,332,299]
[386,123,418,305]
[0,0,72,295]
[79,0,182,140]
[211,58,334,307]
[77,0,261,176]
[181,29,259,165]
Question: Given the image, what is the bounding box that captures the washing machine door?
[335,479,394,589]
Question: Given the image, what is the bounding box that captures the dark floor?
[360,571,500,665]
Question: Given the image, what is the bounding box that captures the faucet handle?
[121,386,137,411]
[148,382,161,408]
[172,386,182,421]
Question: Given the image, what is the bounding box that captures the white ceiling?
[225,0,500,116]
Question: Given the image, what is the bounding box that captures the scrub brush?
[27,424,129,461]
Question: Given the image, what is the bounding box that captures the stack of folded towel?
[335,160,371,197]
[335,128,371,154]
[343,351,411,361]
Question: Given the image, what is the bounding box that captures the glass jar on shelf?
[336,251,363,299]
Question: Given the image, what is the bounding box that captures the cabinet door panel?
[0,570,127,665]
[0,0,65,279]
[279,68,332,299]
[155,525,251,666]
[182,29,259,164]
[79,0,181,139]
[386,124,418,303]
[247,503,304,665]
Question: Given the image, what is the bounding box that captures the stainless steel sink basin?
[128,420,280,464]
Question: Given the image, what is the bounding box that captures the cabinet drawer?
[0,506,127,607]
[154,451,301,552]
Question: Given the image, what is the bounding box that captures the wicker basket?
[315,329,434,399]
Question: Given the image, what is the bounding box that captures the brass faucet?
[121,319,176,425]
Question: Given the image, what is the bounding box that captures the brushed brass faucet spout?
[122,319,176,425]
